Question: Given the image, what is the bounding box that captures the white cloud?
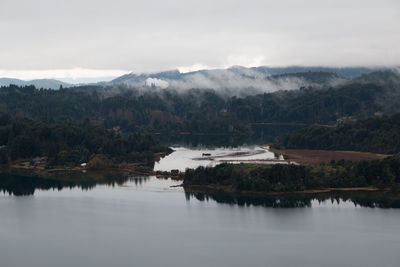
[178,64,215,73]
[167,69,319,94]
[0,0,399,71]
[223,55,266,68]
[145,78,169,89]
[177,55,265,73]
[177,56,266,74]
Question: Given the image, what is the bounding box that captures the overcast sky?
[0,0,399,81]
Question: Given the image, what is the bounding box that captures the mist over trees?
[107,66,387,92]
[1,70,400,140]
[1,69,400,194]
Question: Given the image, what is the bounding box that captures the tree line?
[184,153,400,193]
[273,113,400,154]
[0,70,399,138]
[0,114,168,167]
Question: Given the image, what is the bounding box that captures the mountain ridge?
[1,66,397,90]
[0,78,72,90]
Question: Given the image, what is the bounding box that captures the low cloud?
[138,68,343,96]
[145,78,169,89]
[168,70,308,95]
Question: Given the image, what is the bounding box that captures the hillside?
[109,66,388,88]
[0,115,168,167]
[0,78,72,89]
[273,113,400,154]
[0,70,399,142]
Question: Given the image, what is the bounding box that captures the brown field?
[269,147,390,165]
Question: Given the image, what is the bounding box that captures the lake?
[1,174,400,267]
[154,146,284,172]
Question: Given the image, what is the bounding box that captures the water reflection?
[0,173,139,196]
[185,191,400,209]
[131,176,151,186]
[2,173,400,209]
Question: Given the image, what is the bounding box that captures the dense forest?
[0,114,167,167]
[0,70,399,139]
[184,153,400,193]
[274,113,400,154]
[0,70,399,191]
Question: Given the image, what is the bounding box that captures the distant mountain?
[351,69,400,86]
[110,70,181,87]
[1,68,400,139]
[0,78,72,89]
[109,66,390,92]
[1,66,395,91]
[245,66,387,78]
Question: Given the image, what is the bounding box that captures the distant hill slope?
[248,66,388,78]
[0,70,393,123]
[109,66,391,92]
[0,69,399,141]
[0,66,393,91]
[351,70,400,86]
[0,78,72,89]
[273,113,400,154]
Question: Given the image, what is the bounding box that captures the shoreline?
[2,147,397,197]
[183,184,386,197]
[2,164,396,197]
[0,150,178,180]
[0,161,183,181]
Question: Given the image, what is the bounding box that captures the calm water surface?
[1,174,400,267]
[154,146,279,172]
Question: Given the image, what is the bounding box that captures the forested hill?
[0,70,399,137]
[0,78,72,90]
[0,115,167,166]
[108,66,386,87]
[273,114,400,154]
